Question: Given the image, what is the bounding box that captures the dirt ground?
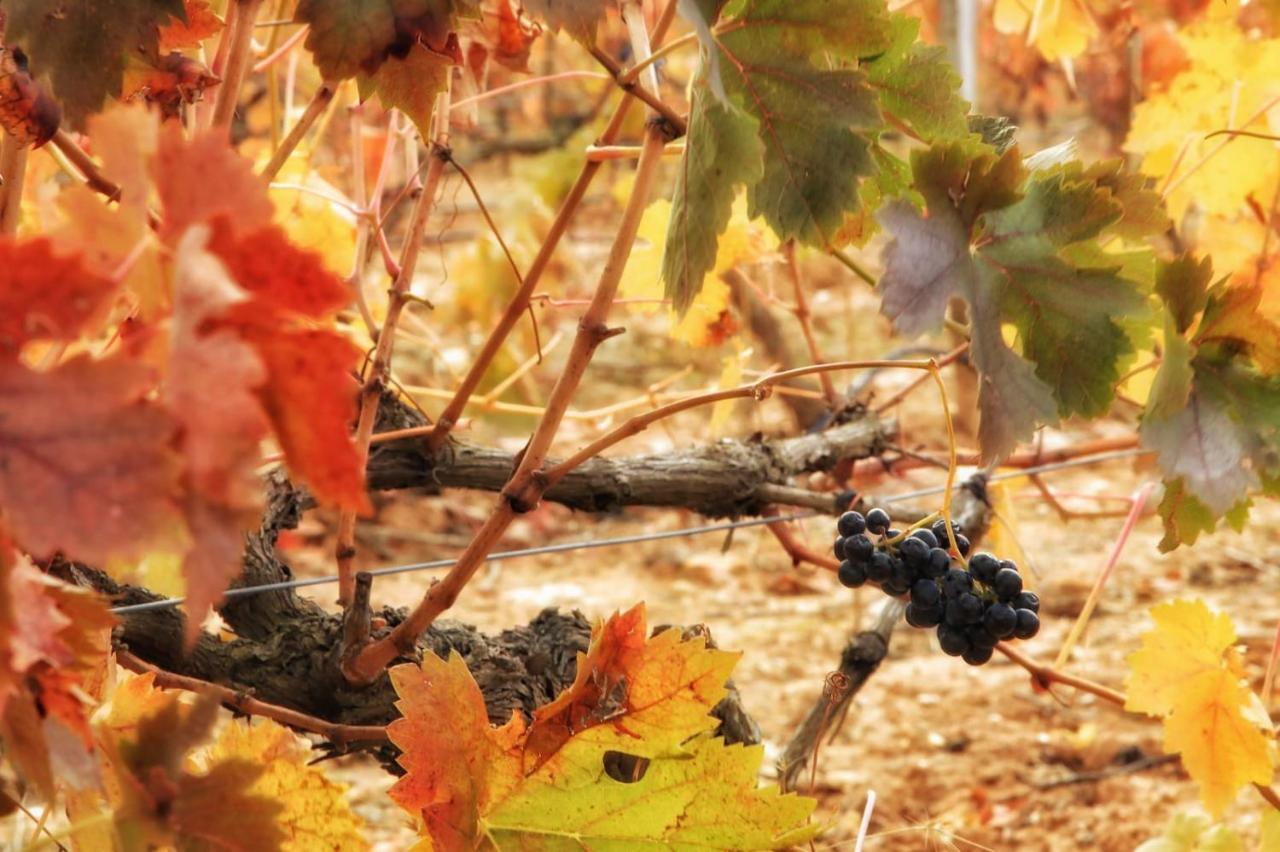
[296,410,1280,851]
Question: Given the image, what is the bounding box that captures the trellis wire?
[110,447,1148,615]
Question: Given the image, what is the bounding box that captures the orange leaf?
[0,239,118,357]
[207,217,351,319]
[243,328,370,514]
[159,0,224,51]
[0,356,184,566]
[154,125,273,245]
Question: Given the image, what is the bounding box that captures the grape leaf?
[523,0,609,42]
[199,720,367,850]
[356,44,454,137]
[863,15,969,142]
[1194,281,1280,373]
[0,239,118,357]
[662,79,763,313]
[158,0,223,52]
[3,0,187,128]
[1155,254,1213,335]
[154,125,274,244]
[1126,599,1274,817]
[1141,389,1258,516]
[296,0,460,80]
[389,605,817,849]
[0,356,183,566]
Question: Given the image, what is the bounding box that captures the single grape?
[930,518,957,543]
[952,534,971,556]
[968,552,1000,585]
[946,592,984,625]
[993,568,1023,600]
[911,578,941,609]
[967,624,999,649]
[883,575,911,596]
[942,567,972,597]
[937,623,969,656]
[838,559,867,588]
[844,534,874,564]
[962,645,994,666]
[999,558,1019,575]
[899,536,930,569]
[837,511,866,537]
[982,602,1018,638]
[906,603,943,628]
[1014,591,1041,614]
[884,528,902,540]
[923,547,951,579]
[866,550,893,584]
[1013,609,1040,640]
[909,528,939,549]
[865,507,891,534]
[833,536,847,560]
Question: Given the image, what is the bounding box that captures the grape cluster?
[833,508,1041,666]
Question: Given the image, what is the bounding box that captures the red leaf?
[159,0,224,52]
[154,125,273,244]
[0,356,183,565]
[243,328,370,514]
[0,239,118,357]
[207,217,350,319]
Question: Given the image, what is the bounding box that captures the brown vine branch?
[336,89,451,607]
[49,130,122,202]
[116,650,388,748]
[0,132,28,235]
[850,435,1141,480]
[423,0,683,452]
[586,45,688,138]
[260,81,336,181]
[210,0,265,131]
[782,241,839,407]
[873,342,969,412]
[347,3,677,682]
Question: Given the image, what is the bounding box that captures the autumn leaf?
[357,43,456,137]
[1126,599,1274,817]
[196,720,367,850]
[296,0,469,80]
[154,125,274,244]
[3,0,188,128]
[0,356,184,566]
[993,0,1098,60]
[0,238,119,357]
[389,605,818,849]
[158,0,223,51]
[523,0,609,42]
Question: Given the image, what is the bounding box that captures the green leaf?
[1156,478,1241,552]
[863,15,969,142]
[3,0,186,128]
[296,0,456,80]
[356,45,453,137]
[1080,159,1170,241]
[983,171,1122,252]
[722,0,894,61]
[1155,254,1213,334]
[663,82,763,314]
[967,113,1019,153]
[1146,318,1193,420]
[1142,388,1258,515]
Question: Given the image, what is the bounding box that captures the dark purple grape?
[962,645,994,666]
[930,518,956,543]
[865,507,891,534]
[968,624,999,649]
[946,592,984,625]
[909,528,939,549]
[844,534,874,563]
[906,603,943,628]
[983,602,1018,638]
[1013,609,1040,640]
[993,568,1023,600]
[923,547,951,579]
[866,550,893,584]
[937,623,969,656]
[834,536,847,560]
[838,559,867,588]
[942,567,972,597]
[1014,591,1040,614]
[911,578,941,608]
[837,511,866,537]
[968,552,1000,585]
[884,528,902,540]
[899,536,930,568]
[952,534,971,556]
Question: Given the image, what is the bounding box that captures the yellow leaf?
[197,720,368,851]
[269,162,358,279]
[993,0,1099,60]
[388,605,817,849]
[620,195,769,348]
[1124,18,1280,221]
[1134,811,1245,852]
[1126,599,1275,817]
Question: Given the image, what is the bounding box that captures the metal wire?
[109,446,1150,615]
